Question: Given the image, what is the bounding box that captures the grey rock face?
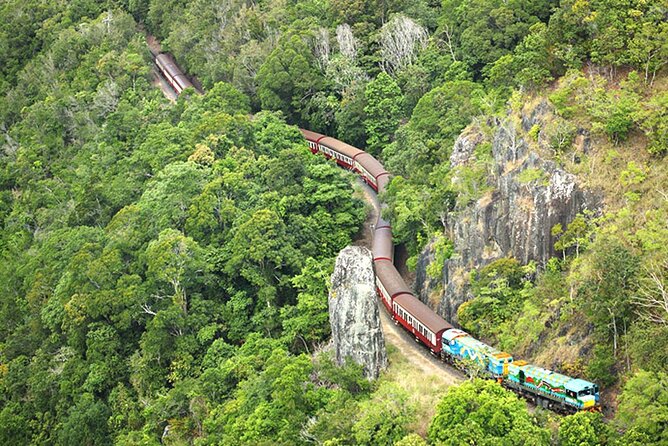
[329,246,387,379]
[450,127,484,167]
[415,105,601,324]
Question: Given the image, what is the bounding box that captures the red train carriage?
[316,137,364,170]
[354,152,389,192]
[377,175,391,195]
[155,53,193,94]
[392,293,453,353]
[372,226,394,262]
[300,129,326,154]
[374,259,413,313]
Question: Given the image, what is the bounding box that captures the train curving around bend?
[300,130,600,414]
[154,52,600,415]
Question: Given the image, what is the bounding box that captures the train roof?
[443,328,469,342]
[173,74,193,90]
[355,152,388,179]
[518,364,572,388]
[319,137,364,159]
[444,329,512,361]
[376,203,391,229]
[373,260,412,298]
[156,53,193,89]
[393,293,453,334]
[372,226,393,261]
[300,128,326,142]
[156,54,181,77]
[377,175,391,195]
[509,363,597,391]
[566,378,597,392]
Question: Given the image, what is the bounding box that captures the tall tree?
[364,72,404,156]
[257,33,324,125]
[428,379,550,445]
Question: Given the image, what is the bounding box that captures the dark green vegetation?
[428,379,550,445]
[0,6,386,445]
[1,0,667,444]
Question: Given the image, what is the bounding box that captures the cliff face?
[415,101,600,323]
[329,246,387,379]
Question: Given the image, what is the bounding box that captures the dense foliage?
[0,7,381,444]
[428,379,550,445]
[1,0,667,444]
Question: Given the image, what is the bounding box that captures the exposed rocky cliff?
[329,246,387,379]
[415,101,601,323]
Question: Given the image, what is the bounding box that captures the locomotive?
[154,52,600,415]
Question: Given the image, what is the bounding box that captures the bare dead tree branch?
[632,260,668,325]
[380,15,428,74]
[441,23,457,62]
[141,303,157,316]
[313,28,330,72]
[336,24,358,61]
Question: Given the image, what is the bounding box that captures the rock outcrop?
[329,246,387,379]
[415,101,601,323]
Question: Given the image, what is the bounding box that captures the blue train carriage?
[441,329,513,377]
[505,361,600,413]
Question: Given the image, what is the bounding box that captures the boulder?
[329,246,387,379]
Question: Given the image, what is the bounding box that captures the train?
[155,53,194,94]
[301,130,600,414]
[154,52,600,415]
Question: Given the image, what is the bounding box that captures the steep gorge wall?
[415,101,601,323]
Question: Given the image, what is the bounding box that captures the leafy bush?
[428,379,550,445]
[616,370,668,445]
[517,167,547,184]
[459,258,532,337]
[559,412,611,446]
[635,91,668,156]
[586,344,617,388]
[426,233,454,279]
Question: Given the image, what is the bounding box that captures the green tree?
[257,33,324,124]
[616,370,668,445]
[281,257,332,352]
[428,379,549,445]
[458,258,532,337]
[510,22,553,89]
[364,72,404,156]
[335,83,367,148]
[137,161,210,234]
[395,433,427,446]
[382,80,482,180]
[627,11,668,84]
[552,213,594,260]
[579,239,639,355]
[438,0,552,76]
[635,91,668,155]
[145,228,206,316]
[56,393,111,446]
[559,411,611,446]
[352,382,415,446]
